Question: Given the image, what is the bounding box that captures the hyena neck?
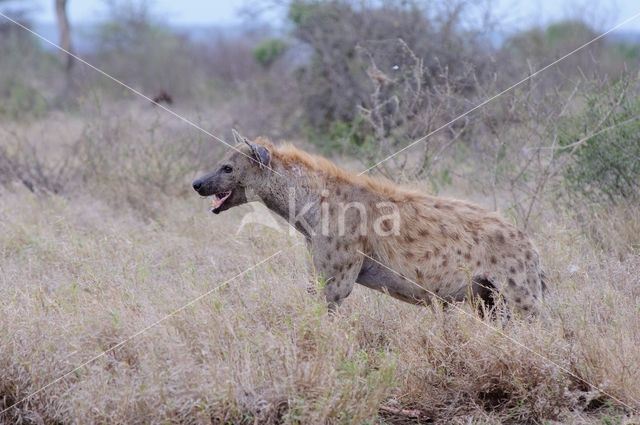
[254,166,322,238]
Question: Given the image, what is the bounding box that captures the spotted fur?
[193,136,546,316]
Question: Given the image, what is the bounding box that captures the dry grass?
[1,171,639,424]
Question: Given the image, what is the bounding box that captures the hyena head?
[192,130,271,214]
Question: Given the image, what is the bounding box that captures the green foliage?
[303,116,372,155]
[252,39,288,68]
[558,81,640,205]
[288,0,316,25]
[0,79,48,119]
[607,42,640,61]
[545,20,595,48]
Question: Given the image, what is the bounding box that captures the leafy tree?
[559,80,640,205]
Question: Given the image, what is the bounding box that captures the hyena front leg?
[310,239,363,315]
[323,258,363,315]
[304,238,319,296]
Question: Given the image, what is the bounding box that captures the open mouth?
[209,191,232,213]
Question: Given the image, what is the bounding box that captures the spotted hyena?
[192,131,546,316]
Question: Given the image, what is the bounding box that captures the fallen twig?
[379,404,426,418]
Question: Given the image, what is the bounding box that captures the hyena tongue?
[209,191,232,211]
[210,197,224,210]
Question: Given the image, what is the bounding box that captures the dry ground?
[0,106,639,425]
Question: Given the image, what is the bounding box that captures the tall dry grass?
[1,170,639,423]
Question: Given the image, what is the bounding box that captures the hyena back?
[192,132,545,316]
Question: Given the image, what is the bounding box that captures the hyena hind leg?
[501,275,543,318]
[471,276,501,318]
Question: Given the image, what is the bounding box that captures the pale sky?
[23,0,249,25]
[12,0,640,32]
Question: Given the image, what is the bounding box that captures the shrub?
[253,38,288,68]
[559,79,640,205]
[289,0,492,134]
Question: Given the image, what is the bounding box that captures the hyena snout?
[192,173,216,196]
[192,171,248,214]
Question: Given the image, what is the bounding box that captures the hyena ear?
[232,128,244,145]
[232,129,270,168]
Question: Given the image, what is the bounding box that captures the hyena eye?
[222,165,233,173]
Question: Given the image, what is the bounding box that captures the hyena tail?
[540,270,548,293]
